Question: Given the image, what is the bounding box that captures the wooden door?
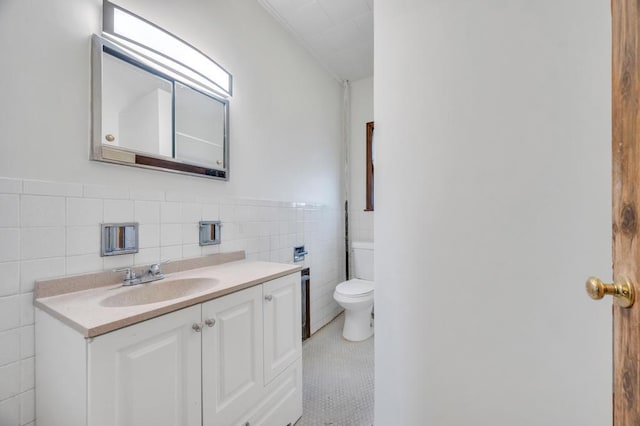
[263,273,302,384]
[612,1,640,423]
[87,305,202,426]
[201,285,264,426]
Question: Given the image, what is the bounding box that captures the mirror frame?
[91,34,230,180]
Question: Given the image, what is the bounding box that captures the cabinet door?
[88,305,202,426]
[242,359,303,426]
[202,285,264,426]
[263,273,302,384]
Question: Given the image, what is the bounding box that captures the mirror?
[92,35,229,179]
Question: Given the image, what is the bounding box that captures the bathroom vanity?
[34,252,302,426]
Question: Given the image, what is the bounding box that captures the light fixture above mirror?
[102,0,232,96]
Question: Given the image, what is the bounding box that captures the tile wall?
[348,209,374,277]
[0,176,344,426]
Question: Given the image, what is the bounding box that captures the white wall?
[0,1,344,424]
[0,0,343,207]
[348,77,374,245]
[375,1,612,425]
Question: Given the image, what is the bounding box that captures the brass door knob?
[585,276,635,308]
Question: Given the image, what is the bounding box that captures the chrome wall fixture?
[199,221,222,246]
[293,245,308,262]
[101,223,139,256]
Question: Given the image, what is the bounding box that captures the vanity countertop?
[34,258,301,338]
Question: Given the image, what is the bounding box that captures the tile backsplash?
[0,176,344,426]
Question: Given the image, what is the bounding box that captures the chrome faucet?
[115,260,169,286]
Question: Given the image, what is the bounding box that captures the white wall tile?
[270,236,280,250]
[201,245,220,255]
[19,294,33,326]
[103,254,134,271]
[236,205,255,222]
[258,222,271,237]
[0,296,19,332]
[220,239,246,253]
[221,222,238,240]
[22,180,82,197]
[165,191,196,202]
[20,389,34,425]
[66,254,103,275]
[20,258,65,294]
[201,203,219,220]
[161,202,182,223]
[0,362,19,400]
[0,330,19,366]
[0,174,345,415]
[135,201,160,224]
[161,224,182,246]
[181,224,199,245]
[0,395,19,426]
[0,195,19,228]
[103,199,134,223]
[138,224,160,248]
[220,204,236,221]
[66,227,100,256]
[67,198,103,226]
[181,203,201,223]
[0,229,20,262]
[19,358,34,393]
[264,205,277,219]
[20,228,65,260]
[130,189,165,201]
[83,184,129,200]
[19,326,33,359]
[0,178,22,194]
[20,196,65,228]
[182,244,202,259]
[246,237,268,254]
[134,248,161,266]
[161,245,182,261]
[0,263,20,297]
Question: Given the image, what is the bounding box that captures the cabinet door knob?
[264,294,273,301]
[204,318,216,327]
[192,323,202,332]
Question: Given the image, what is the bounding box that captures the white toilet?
[333,241,374,341]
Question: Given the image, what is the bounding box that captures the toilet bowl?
[334,279,374,341]
[333,241,374,341]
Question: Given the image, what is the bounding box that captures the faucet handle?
[114,267,136,281]
[149,260,170,276]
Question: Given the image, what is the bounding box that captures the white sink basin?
[100,277,218,307]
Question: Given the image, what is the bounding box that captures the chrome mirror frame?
[91,34,230,180]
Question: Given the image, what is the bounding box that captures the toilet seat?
[335,279,374,298]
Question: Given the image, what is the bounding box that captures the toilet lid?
[335,279,374,297]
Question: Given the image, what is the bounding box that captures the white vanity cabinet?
[201,285,264,426]
[36,272,302,426]
[263,274,302,384]
[204,273,303,426]
[88,305,203,426]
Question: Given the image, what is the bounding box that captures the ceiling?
[257,0,374,82]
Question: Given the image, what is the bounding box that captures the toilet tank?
[352,241,374,281]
